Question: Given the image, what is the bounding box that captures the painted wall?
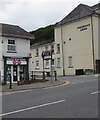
[55,17,95,75]
[30,43,55,75]
[2,36,30,57]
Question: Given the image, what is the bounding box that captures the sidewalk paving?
[2,79,69,93]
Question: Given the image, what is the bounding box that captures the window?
[51,45,54,54]
[45,46,48,51]
[45,60,49,68]
[57,44,60,53]
[36,61,39,69]
[7,40,16,52]
[68,56,73,67]
[36,48,39,57]
[57,58,61,68]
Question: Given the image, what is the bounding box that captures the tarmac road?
[1,75,99,119]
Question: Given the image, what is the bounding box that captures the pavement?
[1,79,70,93]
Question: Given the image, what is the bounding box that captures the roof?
[55,3,100,28]
[31,39,54,49]
[0,23,34,39]
[92,3,100,10]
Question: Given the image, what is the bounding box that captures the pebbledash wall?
[0,24,33,83]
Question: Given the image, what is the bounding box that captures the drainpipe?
[61,25,65,76]
[91,15,96,74]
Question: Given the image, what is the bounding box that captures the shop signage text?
[77,24,90,31]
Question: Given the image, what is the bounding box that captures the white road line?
[0,89,32,96]
[91,91,100,95]
[0,99,66,117]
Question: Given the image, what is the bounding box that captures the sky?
[0,0,99,32]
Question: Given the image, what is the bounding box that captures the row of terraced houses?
[0,3,100,83]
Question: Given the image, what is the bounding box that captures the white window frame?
[68,56,73,67]
[57,44,60,53]
[45,46,49,51]
[51,45,54,54]
[7,40,16,52]
[36,61,39,69]
[57,58,61,68]
[36,48,39,57]
[45,60,49,69]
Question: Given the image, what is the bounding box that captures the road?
[1,75,99,118]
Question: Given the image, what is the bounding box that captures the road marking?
[0,89,32,96]
[0,99,66,117]
[43,81,70,89]
[91,91,100,95]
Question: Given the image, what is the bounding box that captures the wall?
[54,28,64,76]
[55,17,94,75]
[30,43,55,75]
[2,36,30,57]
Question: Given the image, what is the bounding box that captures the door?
[13,66,17,82]
[6,66,11,82]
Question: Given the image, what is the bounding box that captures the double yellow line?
[43,81,70,89]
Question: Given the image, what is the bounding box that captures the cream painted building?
[30,39,55,76]
[0,24,33,83]
[54,3,100,76]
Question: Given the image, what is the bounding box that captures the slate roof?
[0,23,33,39]
[31,39,54,49]
[55,3,100,28]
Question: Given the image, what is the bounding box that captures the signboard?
[42,51,52,60]
[6,58,27,65]
[7,60,27,65]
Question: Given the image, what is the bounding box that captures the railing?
[29,71,57,81]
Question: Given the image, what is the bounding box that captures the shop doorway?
[13,66,17,82]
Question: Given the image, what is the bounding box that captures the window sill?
[57,67,61,68]
[45,67,50,69]
[56,52,60,54]
[7,51,17,53]
[68,66,73,68]
[35,68,40,70]
[35,56,39,57]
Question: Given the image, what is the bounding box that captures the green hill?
[30,24,55,45]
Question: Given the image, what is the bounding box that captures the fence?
[29,71,57,81]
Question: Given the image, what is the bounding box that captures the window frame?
[57,44,60,54]
[7,40,16,52]
[57,58,61,68]
[68,56,73,68]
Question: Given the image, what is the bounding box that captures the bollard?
[54,71,57,81]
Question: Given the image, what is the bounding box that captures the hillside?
[30,24,56,45]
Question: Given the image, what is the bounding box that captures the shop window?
[7,40,16,52]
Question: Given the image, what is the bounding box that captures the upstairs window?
[51,45,54,54]
[36,48,39,57]
[57,44,60,53]
[7,40,16,52]
[45,46,49,51]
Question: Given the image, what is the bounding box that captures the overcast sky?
[0,0,99,32]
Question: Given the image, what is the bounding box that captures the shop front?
[3,57,29,83]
